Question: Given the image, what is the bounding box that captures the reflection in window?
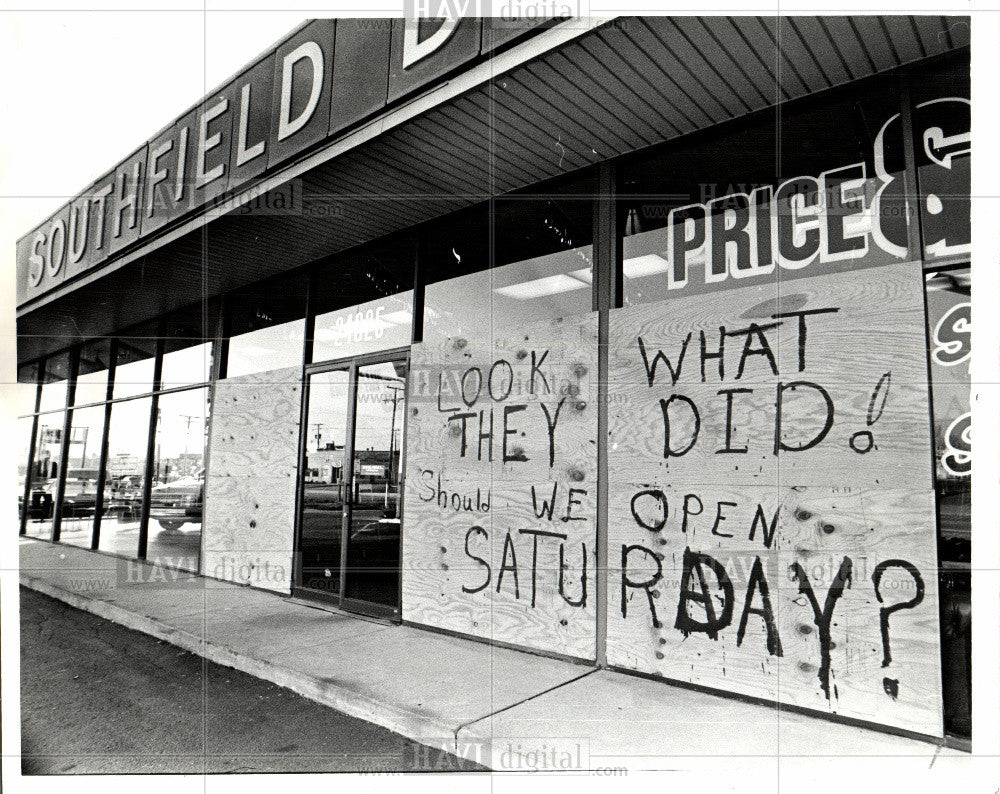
[311,237,415,363]
[160,301,220,388]
[161,342,213,389]
[97,398,151,558]
[59,404,107,549]
[422,175,595,341]
[75,339,113,407]
[227,320,305,379]
[926,266,971,738]
[146,388,209,572]
[17,417,35,532]
[112,338,157,400]
[225,273,307,378]
[424,248,593,342]
[24,414,65,539]
[38,353,71,414]
[17,362,40,417]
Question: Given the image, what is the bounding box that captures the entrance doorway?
[295,351,407,619]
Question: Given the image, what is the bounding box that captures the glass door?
[297,368,351,597]
[342,360,407,615]
[295,354,407,618]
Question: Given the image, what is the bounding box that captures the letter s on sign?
[27,229,47,287]
[932,302,971,367]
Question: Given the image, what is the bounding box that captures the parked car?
[148,470,204,531]
[58,477,101,517]
[349,518,400,567]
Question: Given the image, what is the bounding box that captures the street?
[19,587,485,774]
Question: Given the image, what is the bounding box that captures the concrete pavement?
[20,587,486,773]
[16,537,975,779]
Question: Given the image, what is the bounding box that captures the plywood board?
[606,262,943,736]
[203,367,301,593]
[403,314,599,660]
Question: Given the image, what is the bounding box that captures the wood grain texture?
[606,262,944,737]
[203,367,302,593]
[403,313,599,659]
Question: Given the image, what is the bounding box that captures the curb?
[19,574,465,756]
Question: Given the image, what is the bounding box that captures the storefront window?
[38,352,71,414]
[16,362,40,417]
[161,342,213,390]
[225,273,307,378]
[17,416,36,532]
[160,301,220,389]
[24,414,65,539]
[58,404,107,549]
[312,238,415,362]
[112,337,157,400]
[909,56,970,269]
[424,250,593,341]
[97,397,151,558]
[75,339,113,407]
[618,72,906,306]
[422,173,594,341]
[313,292,414,362]
[926,266,971,738]
[146,388,209,572]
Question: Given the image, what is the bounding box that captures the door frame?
[292,346,410,621]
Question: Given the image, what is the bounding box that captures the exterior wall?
[606,261,943,736]
[202,367,302,593]
[402,314,599,659]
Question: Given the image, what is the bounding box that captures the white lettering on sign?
[91,182,113,251]
[27,230,46,286]
[113,159,142,238]
[146,138,174,217]
[628,100,970,294]
[68,200,88,263]
[27,217,68,286]
[932,302,971,367]
[278,41,323,141]
[174,126,189,203]
[236,82,266,166]
[331,306,386,345]
[941,412,971,477]
[917,98,971,260]
[402,16,460,69]
[658,166,878,292]
[46,218,66,277]
[196,98,229,189]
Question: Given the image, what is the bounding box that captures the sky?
[0,8,311,246]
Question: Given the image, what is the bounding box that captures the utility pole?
[178,414,199,455]
[382,385,404,490]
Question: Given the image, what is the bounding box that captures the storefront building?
[15,16,971,742]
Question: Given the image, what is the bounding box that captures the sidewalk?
[17,537,972,779]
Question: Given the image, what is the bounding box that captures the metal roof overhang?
[16,14,968,364]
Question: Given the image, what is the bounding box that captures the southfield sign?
[16,17,551,306]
